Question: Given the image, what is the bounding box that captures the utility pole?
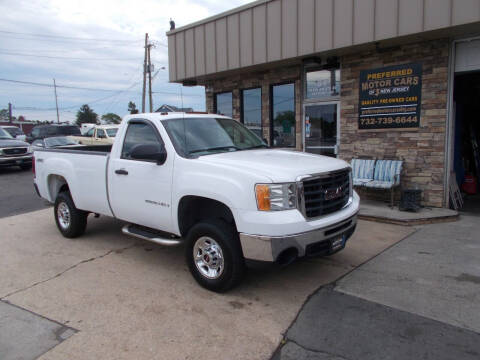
[147,43,153,113]
[53,79,60,123]
[8,102,12,123]
[142,33,148,113]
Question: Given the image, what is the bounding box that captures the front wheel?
[54,191,88,238]
[185,219,245,292]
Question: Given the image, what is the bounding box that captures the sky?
[0,0,251,123]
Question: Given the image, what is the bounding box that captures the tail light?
[32,155,36,178]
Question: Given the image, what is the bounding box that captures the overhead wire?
[0,50,140,61]
[0,29,142,43]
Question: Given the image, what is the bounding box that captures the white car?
[1,125,26,141]
[33,113,359,291]
[69,125,119,145]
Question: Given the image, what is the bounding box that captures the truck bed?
[34,144,113,216]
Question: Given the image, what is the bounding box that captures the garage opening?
[453,71,480,213]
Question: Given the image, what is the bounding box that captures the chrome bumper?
[0,154,33,165]
[239,213,358,262]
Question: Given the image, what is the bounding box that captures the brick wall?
[339,38,450,207]
[202,37,450,207]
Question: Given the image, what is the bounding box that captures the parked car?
[33,113,359,291]
[1,125,26,141]
[80,123,96,135]
[0,126,32,170]
[69,125,119,145]
[31,136,81,150]
[26,124,81,143]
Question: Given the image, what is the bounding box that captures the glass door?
[304,102,339,157]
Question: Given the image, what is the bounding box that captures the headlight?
[28,146,33,153]
[255,183,297,211]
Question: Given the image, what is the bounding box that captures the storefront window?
[241,88,262,139]
[305,69,340,99]
[214,92,233,117]
[271,83,295,147]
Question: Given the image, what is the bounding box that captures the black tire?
[54,191,88,238]
[19,164,32,170]
[185,219,245,292]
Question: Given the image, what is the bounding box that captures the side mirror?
[130,144,167,165]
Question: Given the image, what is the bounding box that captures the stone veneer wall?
[202,38,450,207]
[339,38,450,207]
[205,66,303,150]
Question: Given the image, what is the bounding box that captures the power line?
[0,50,140,61]
[0,29,142,43]
[0,78,142,93]
[1,77,205,98]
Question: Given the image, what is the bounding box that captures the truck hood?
[0,139,30,147]
[198,149,350,182]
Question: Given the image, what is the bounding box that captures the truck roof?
[123,112,232,122]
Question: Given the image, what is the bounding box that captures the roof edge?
[166,0,271,35]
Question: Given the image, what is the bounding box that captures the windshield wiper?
[189,146,239,154]
[243,144,269,150]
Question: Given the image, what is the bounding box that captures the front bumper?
[0,154,33,167]
[239,213,358,262]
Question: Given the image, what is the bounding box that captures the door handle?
[115,169,128,175]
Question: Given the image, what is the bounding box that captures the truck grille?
[302,169,351,219]
[3,147,28,156]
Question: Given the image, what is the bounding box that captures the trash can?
[399,189,422,212]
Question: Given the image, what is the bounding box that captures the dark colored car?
[31,136,80,150]
[26,124,81,143]
[0,127,33,170]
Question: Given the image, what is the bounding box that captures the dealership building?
[167,0,480,209]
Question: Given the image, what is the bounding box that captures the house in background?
[155,104,193,113]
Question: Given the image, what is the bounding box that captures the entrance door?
[304,102,339,157]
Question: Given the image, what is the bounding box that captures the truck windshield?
[163,117,267,157]
[0,127,13,139]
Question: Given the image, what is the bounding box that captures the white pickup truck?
[33,113,359,291]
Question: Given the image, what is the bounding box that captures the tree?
[76,104,98,126]
[128,101,139,114]
[101,113,121,124]
[0,109,8,121]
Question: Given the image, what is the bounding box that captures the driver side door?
[108,120,173,232]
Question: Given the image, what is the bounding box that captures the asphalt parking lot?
[0,208,413,360]
[0,166,49,218]
[1,167,479,359]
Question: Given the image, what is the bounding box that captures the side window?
[121,122,163,160]
[46,127,57,136]
[97,129,105,138]
[31,128,39,137]
[86,128,94,137]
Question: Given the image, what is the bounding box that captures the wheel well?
[47,174,69,201]
[178,196,235,237]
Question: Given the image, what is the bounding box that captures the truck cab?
[71,125,119,145]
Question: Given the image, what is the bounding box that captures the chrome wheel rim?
[57,202,71,229]
[193,236,224,279]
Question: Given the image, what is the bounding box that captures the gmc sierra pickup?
[33,113,359,291]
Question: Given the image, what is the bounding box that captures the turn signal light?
[255,184,271,211]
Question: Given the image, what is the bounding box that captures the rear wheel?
[54,191,88,238]
[185,219,245,292]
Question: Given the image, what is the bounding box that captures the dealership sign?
[358,63,422,130]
